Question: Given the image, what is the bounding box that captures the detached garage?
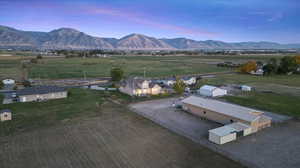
[209,126,237,145]
[198,85,227,97]
[209,122,252,145]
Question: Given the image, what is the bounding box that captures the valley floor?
[0,101,244,168]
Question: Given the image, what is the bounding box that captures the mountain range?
[0,25,299,50]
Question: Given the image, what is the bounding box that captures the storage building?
[0,109,12,122]
[198,85,227,97]
[182,96,271,132]
[209,122,252,144]
[16,86,68,102]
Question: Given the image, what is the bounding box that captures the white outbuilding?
[241,85,252,91]
[209,125,237,145]
[0,109,12,122]
[2,79,15,85]
[198,85,227,97]
[209,122,252,145]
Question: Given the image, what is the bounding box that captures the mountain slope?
[41,28,114,49]
[0,25,299,50]
[117,34,174,50]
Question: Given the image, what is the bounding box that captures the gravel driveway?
[130,98,300,168]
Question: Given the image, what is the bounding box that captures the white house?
[2,79,15,85]
[198,85,227,97]
[181,77,197,86]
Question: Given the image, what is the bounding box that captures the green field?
[223,92,300,118]
[0,88,131,136]
[1,56,230,79]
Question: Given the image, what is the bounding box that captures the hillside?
[0,25,300,50]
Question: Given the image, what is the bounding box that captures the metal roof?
[16,86,66,96]
[200,85,218,91]
[209,125,237,136]
[182,96,262,122]
[0,109,11,114]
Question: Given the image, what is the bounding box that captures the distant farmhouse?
[16,86,68,102]
[156,76,197,86]
[119,78,163,96]
[182,96,271,144]
[0,109,12,122]
[198,85,227,97]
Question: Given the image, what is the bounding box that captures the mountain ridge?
[0,25,299,50]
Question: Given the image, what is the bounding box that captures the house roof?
[182,96,262,122]
[16,86,66,96]
[0,109,11,114]
[121,77,160,89]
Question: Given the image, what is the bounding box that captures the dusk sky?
[0,0,299,43]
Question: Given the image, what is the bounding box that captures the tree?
[0,81,4,90]
[278,56,298,74]
[22,80,31,87]
[173,78,186,94]
[110,67,124,82]
[240,61,257,73]
[294,55,300,65]
[263,58,279,75]
[36,54,43,59]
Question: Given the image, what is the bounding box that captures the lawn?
[223,92,300,118]
[202,73,300,87]
[0,88,131,136]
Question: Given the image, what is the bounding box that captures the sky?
[0,0,299,43]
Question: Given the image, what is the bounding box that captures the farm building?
[198,85,227,97]
[182,96,271,133]
[119,77,163,96]
[16,86,68,102]
[0,109,12,122]
[241,85,252,91]
[209,122,252,144]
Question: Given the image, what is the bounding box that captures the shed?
[209,126,237,144]
[0,109,12,122]
[241,85,252,91]
[209,122,252,145]
[198,85,227,97]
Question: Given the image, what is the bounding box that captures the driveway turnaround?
[130,98,300,168]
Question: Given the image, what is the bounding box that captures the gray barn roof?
[16,86,66,96]
[0,109,11,114]
[182,96,262,122]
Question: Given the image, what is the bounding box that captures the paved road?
[130,98,300,168]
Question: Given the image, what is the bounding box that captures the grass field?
[203,73,300,87]
[223,92,300,118]
[0,56,230,79]
[0,88,132,136]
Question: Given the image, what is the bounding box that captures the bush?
[22,80,31,87]
[36,55,43,59]
[111,67,124,82]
